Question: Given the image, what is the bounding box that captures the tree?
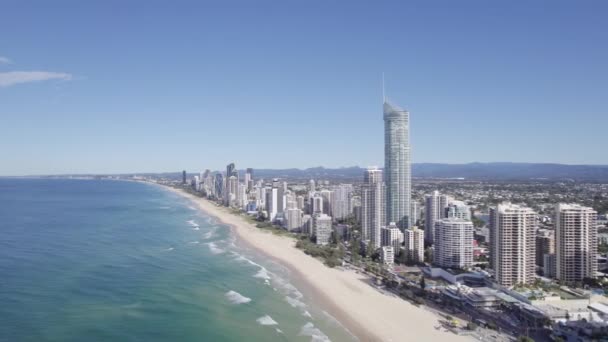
[419,276,426,297]
[517,336,534,342]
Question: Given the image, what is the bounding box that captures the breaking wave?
[225,290,251,304]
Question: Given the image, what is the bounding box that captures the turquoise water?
[0,179,356,342]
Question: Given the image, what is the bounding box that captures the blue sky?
[1,1,607,175]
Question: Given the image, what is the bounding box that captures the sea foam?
[206,242,224,254]
[256,315,278,326]
[225,290,251,304]
[299,322,331,342]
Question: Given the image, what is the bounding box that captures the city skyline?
[1,1,608,176]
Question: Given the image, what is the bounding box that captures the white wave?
[254,268,271,280]
[164,247,174,251]
[299,322,331,342]
[256,315,278,326]
[231,252,274,283]
[303,310,312,318]
[225,290,251,304]
[207,242,224,254]
[159,206,171,209]
[188,241,200,244]
[187,219,199,228]
[202,226,218,239]
[285,295,307,309]
[192,227,200,230]
[275,328,283,334]
[187,205,196,211]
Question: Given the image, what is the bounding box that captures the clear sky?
[1,0,607,175]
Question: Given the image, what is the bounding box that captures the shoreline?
[160,184,470,342]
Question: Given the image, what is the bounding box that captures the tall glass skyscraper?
[384,101,411,230]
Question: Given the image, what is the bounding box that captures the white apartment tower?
[384,101,412,229]
[265,187,278,222]
[381,222,404,251]
[314,214,332,245]
[555,203,597,284]
[433,218,474,269]
[403,226,424,264]
[424,191,452,244]
[490,203,537,287]
[331,184,353,220]
[361,167,385,249]
[286,208,303,232]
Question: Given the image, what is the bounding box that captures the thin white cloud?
[0,71,73,87]
[0,56,11,64]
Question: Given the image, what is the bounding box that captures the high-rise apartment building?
[424,191,452,244]
[535,230,555,268]
[331,184,353,221]
[381,222,404,251]
[286,208,303,232]
[555,203,597,284]
[490,203,537,287]
[403,226,424,264]
[362,167,385,249]
[314,214,332,245]
[433,218,474,269]
[384,101,411,230]
[445,200,471,220]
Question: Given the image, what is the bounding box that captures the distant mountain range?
[249,163,608,182]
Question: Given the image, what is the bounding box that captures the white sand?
[164,186,471,342]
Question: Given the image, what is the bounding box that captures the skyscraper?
[320,189,333,216]
[214,173,224,201]
[245,168,254,191]
[182,170,187,184]
[331,184,353,221]
[424,191,452,244]
[445,200,471,220]
[403,226,424,264]
[361,167,385,249]
[384,100,411,230]
[226,162,237,178]
[433,218,474,269]
[555,203,597,284]
[265,186,278,221]
[490,203,537,287]
[286,208,303,232]
[314,214,332,245]
[381,222,404,251]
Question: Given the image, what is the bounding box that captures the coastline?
[160,184,471,342]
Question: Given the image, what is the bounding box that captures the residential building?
[555,203,598,284]
[424,191,451,244]
[362,167,385,249]
[433,218,474,269]
[384,100,411,229]
[536,230,555,268]
[490,203,537,287]
[404,226,424,264]
[381,222,404,251]
[286,208,303,232]
[331,184,353,220]
[381,246,395,267]
[265,187,278,221]
[445,200,471,220]
[314,214,332,245]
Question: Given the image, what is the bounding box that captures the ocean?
[0,179,356,342]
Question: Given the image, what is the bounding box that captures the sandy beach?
[163,185,471,342]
